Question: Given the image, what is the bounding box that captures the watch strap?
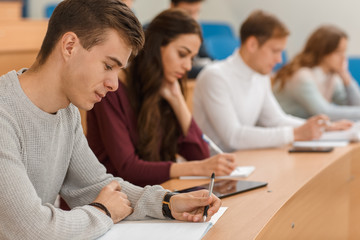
[162,192,177,219]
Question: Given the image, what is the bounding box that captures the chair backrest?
[45,3,58,18]
[204,36,240,60]
[272,51,288,72]
[348,57,360,85]
[200,21,236,39]
[200,21,239,60]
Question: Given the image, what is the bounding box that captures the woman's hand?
[337,60,352,86]
[159,79,192,135]
[170,153,237,178]
[160,80,184,105]
[197,153,237,176]
[326,119,353,131]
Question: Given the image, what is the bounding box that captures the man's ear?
[61,32,79,61]
[245,36,260,53]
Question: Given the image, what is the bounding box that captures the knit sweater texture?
[0,70,167,240]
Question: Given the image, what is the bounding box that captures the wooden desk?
[0,20,48,75]
[185,79,196,113]
[162,144,360,239]
[0,1,22,22]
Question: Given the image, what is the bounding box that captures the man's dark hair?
[37,0,144,65]
[171,0,204,6]
[240,10,289,46]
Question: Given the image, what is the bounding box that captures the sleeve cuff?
[284,126,295,143]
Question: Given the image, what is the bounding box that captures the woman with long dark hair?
[273,25,360,120]
[86,9,236,187]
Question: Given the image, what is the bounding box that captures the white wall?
[133,0,360,58]
[27,0,62,19]
[28,0,360,57]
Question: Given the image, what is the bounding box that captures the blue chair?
[200,21,236,39]
[45,3,58,18]
[22,0,29,17]
[204,36,240,60]
[273,51,288,72]
[200,21,240,60]
[348,57,360,86]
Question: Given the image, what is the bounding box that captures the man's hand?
[169,190,221,222]
[294,115,329,141]
[92,181,133,223]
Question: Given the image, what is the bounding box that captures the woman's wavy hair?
[125,9,202,162]
[273,25,347,90]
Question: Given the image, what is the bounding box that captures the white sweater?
[0,70,167,240]
[274,66,360,120]
[193,51,304,152]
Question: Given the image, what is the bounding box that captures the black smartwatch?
[162,192,177,219]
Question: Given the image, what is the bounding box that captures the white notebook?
[179,166,255,180]
[293,140,349,148]
[320,121,360,142]
[98,207,228,240]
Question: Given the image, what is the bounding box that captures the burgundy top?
[86,81,210,187]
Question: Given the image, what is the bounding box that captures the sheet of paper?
[293,140,349,147]
[320,121,360,142]
[179,166,255,180]
[98,207,227,240]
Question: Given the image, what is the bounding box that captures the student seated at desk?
[0,1,221,239]
[193,10,351,152]
[87,9,236,187]
[273,25,360,121]
[170,0,212,78]
[143,0,211,78]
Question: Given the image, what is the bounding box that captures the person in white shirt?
[193,10,351,152]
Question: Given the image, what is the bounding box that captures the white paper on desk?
[179,166,255,180]
[97,207,227,240]
[293,140,349,148]
[320,121,360,142]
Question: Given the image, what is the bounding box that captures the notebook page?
[98,207,227,240]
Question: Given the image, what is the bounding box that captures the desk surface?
[162,144,360,239]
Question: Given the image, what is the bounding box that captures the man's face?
[249,36,287,75]
[62,29,132,111]
[173,2,202,20]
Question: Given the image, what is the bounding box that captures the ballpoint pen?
[202,134,224,154]
[203,172,215,221]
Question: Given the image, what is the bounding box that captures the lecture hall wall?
[27,0,360,58]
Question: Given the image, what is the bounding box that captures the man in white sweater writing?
[193,10,350,152]
[0,1,221,239]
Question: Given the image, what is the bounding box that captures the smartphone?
[288,146,334,153]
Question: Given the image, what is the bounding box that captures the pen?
[203,172,215,221]
[202,134,224,154]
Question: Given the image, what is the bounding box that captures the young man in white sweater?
[193,10,351,152]
[0,1,221,239]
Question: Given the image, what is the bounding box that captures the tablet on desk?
[175,180,268,198]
